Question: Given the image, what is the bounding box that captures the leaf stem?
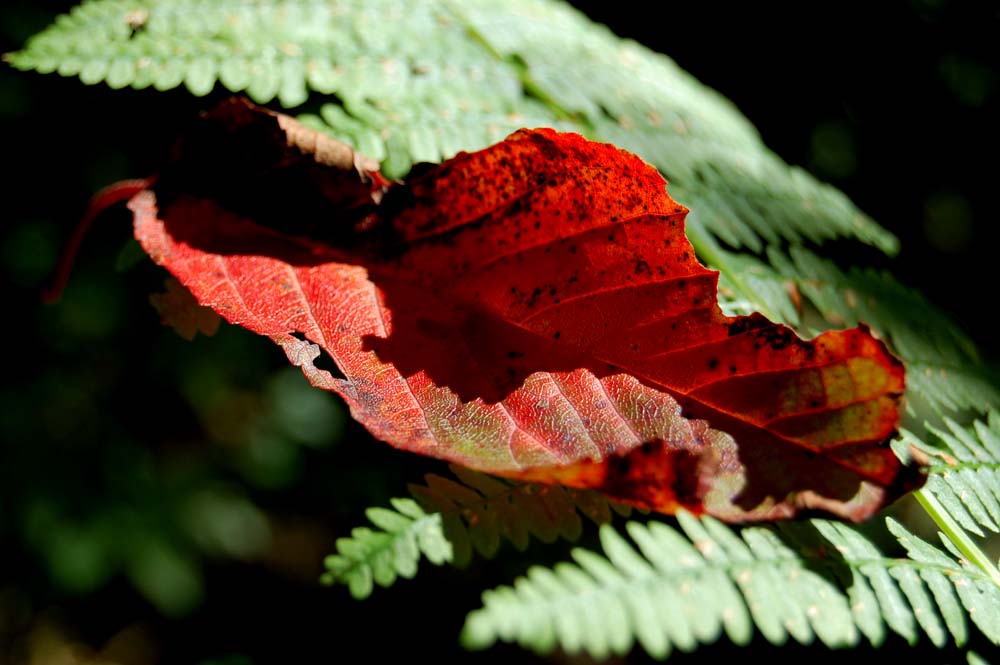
[42,178,154,303]
[915,487,1000,587]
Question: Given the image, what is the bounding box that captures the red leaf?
[130,100,922,522]
[149,277,221,341]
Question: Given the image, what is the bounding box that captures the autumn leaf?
[150,277,222,341]
[129,99,922,522]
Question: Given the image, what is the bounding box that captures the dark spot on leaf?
[754,325,796,351]
[726,313,771,337]
[670,450,707,507]
[611,455,631,475]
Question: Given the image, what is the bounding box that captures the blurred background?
[1,1,996,663]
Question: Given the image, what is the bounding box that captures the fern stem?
[915,487,1000,587]
[442,0,581,125]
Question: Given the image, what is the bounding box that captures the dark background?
[1,1,997,663]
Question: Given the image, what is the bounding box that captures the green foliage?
[7,0,897,259]
[885,518,999,645]
[321,498,451,599]
[968,651,992,665]
[410,466,630,567]
[462,514,1000,657]
[898,413,1000,537]
[697,233,999,420]
[322,467,629,597]
[14,362,337,615]
[8,0,1000,660]
[328,425,1000,651]
[451,403,1000,656]
[770,247,999,417]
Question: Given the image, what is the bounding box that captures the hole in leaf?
[289,331,346,380]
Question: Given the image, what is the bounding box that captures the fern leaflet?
[8,0,896,257]
[320,498,451,599]
[968,651,992,665]
[322,467,628,597]
[897,412,1000,537]
[410,465,630,567]
[463,513,1000,657]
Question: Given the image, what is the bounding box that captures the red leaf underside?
[149,276,222,341]
[130,100,920,522]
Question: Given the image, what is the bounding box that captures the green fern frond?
[463,513,1000,658]
[450,0,897,254]
[8,0,896,256]
[410,465,629,567]
[320,497,451,599]
[298,99,567,183]
[887,518,1000,644]
[769,247,997,416]
[898,413,1000,537]
[322,467,627,597]
[693,232,998,418]
[713,251,801,326]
